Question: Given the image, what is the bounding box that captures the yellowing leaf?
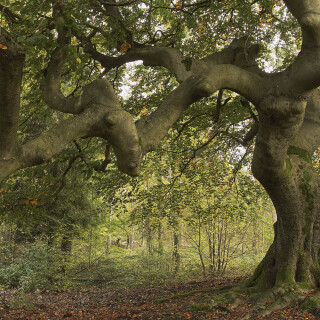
[0,44,7,50]
[120,41,131,53]
[77,57,81,63]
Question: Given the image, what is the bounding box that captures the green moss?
[296,253,311,286]
[181,57,193,71]
[312,264,320,285]
[275,267,295,286]
[290,290,306,299]
[301,296,320,311]
[298,167,315,238]
[287,146,312,163]
[303,170,312,182]
[285,158,293,179]
[184,303,213,312]
[298,281,313,290]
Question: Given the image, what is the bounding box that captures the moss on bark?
[287,146,312,164]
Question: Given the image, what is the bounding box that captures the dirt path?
[0,277,317,319]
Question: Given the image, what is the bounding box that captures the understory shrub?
[0,243,62,291]
[71,251,202,288]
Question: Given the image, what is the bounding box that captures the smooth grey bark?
[249,92,320,290]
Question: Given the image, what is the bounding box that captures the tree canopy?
[1,0,320,315]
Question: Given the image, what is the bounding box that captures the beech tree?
[0,0,320,312]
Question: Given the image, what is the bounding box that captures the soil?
[0,276,318,319]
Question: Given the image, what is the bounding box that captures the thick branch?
[0,108,102,181]
[1,103,140,180]
[0,77,141,181]
[273,1,320,93]
[81,36,264,83]
[292,89,320,155]
[21,106,106,166]
[41,0,82,114]
[281,49,320,93]
[201,64,269,104]
[0,29,25,160]
[0,107,103,182]
[40,79,141,175]
[283,0,320,48]
[79,39,191,81]
[136,64,268,153]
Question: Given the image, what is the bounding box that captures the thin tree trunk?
[88,228,92,270]
[157,222,163,255]
[198,216,206,277]
[217,220,223,272]
[208,236,214,276]
[140,224,145,247]
[146,217,152,255]
[130,227,134,255]
[106,201,113,256]
[173,229,180,274]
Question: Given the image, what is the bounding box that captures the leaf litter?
[0,276,317,319]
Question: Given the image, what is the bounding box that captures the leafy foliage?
[0,243,58,291]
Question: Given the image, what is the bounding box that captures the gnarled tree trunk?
[247,91,320,309]
[250,158,319,291]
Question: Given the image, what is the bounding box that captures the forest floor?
[0,276,318,319]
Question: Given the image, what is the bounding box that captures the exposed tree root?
[246,285,307,315]
[200,280,320,318]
